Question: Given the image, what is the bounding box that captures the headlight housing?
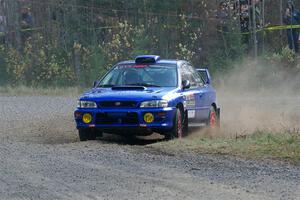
[77,100,97,108]
[140,100,168,108]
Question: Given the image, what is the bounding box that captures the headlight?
[140,100,168,108]
[77,100,97,108]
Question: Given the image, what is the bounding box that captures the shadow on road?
[96,133,165,146]
[96,127,205,146]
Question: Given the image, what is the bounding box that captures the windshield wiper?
[128,83,161,87]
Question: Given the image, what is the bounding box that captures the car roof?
[117,59,184,66]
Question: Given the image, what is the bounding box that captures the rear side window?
[197,70,209,84]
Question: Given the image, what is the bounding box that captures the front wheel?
[165,108,184,140]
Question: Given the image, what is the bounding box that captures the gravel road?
[0,96,299,200]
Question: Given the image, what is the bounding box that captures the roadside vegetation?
[152,129,300,164]
[1,0,299,88]
[0,86,81,96]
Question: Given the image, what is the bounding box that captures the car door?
[179,63,208,121]
[196,68,216,111]
[187,64,211,121]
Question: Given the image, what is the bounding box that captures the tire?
[183,110,189,136]
[207,106,220,128]
[78,129,99,141]
[165,108,184,140]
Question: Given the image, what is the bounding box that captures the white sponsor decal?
[184,94,195,107]
[188,110,195,118]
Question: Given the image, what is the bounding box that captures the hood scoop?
[111,86,146,91]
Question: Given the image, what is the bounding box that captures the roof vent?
[135,55,160,64]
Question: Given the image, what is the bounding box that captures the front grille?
[98,101,137,108]
[96,112,139,125]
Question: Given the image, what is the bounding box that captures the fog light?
[82,113,92,124]
[144,113,154,123]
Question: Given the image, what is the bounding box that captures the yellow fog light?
[82,113,92,124]
[144,113,154,123]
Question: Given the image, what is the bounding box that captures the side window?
[180,64,197,88]
[180,64,190,82]
[102,69,121,85]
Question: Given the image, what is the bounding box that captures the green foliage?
[6,46,29,85]
[86,45,107,82]
[5,36,76,87]
[100,21,149,67]
[206,22,246,75]
[266,47,300,68]
[0,45,10,85]
[0,0,294,87]
[175,14,200,62]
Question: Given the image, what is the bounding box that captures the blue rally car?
[74,55,220,141]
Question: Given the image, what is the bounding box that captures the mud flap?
[217,108,221,127]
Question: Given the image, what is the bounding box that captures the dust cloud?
[215,59,300,135]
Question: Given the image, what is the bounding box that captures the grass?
[151,129,300,164]
[0,86,84,96]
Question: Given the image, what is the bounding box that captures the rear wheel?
[78,129,100,141]
[165,108,184,140]
[207,106,220,128]
[183,110,189,135]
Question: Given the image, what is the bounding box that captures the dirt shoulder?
[150,129,300,165]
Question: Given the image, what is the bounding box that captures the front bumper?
[74,107,176,134]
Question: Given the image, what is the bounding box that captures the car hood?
[80,87,178,101]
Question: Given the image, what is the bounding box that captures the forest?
[0,0,299,87]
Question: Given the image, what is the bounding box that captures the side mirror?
[93,81,99,88]
[182,80,190,90]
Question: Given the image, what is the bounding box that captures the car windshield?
[98,64,178,87]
